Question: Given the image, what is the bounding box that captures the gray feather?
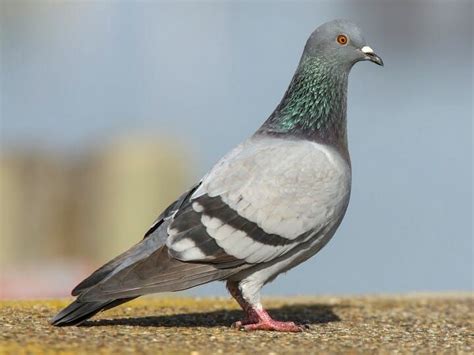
[50,298,134,326]
[79,245,239,301]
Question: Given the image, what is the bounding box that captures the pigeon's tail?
[50,297,135,326]
[51,236,159,326]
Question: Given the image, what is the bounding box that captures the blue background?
[1,0,472,296]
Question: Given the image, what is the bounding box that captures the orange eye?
[337,34,348,45]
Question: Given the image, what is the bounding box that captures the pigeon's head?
[304,19,383,68]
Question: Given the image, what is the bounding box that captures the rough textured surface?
[1,294,472,354]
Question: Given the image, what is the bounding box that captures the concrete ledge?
[1,294,472,354]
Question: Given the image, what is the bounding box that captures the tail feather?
[51,298,134,326]
[72,238,160,296]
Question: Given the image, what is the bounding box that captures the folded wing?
[168,136,350,265]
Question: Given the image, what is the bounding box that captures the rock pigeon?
[51,19,383,332]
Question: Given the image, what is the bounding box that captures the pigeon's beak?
[361,46,384,66]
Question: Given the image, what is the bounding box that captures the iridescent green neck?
[259,56,349,152]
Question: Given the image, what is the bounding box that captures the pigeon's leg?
[226,280,303,332]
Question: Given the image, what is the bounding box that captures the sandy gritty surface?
[1,294,472,354]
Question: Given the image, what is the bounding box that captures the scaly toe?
[231,318,255,328]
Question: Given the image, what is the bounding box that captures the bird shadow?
[81,303,342,328]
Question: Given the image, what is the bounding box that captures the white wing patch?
[170,235,207,260]
[200,212,295,263]
[192,201,204,213]
[172,237,197,252]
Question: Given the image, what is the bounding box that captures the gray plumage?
[51,19,382,328]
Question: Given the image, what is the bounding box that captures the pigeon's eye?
[336,34,348,45]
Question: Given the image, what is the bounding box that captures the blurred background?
[0,0,472,299]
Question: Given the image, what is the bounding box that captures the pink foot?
[231,308,305,332]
